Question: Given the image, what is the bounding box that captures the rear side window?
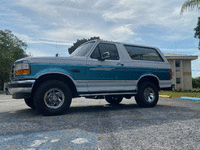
[124,45,163,62]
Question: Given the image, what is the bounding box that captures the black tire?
[135,82,158,108]
[33,80,72,116]
[105,95,123,105]
[24,98,35,109]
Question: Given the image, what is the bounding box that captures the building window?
[176,78,181,84]
[175,61,180,67]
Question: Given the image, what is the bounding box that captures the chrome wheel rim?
[44,88,65,109]
[144,87,155,103]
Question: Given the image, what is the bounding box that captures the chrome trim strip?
[79,92,137,96]
[89,68,115,71]
[10,80,35,84]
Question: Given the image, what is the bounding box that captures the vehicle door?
[86,42,126,93]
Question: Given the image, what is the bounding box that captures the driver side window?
[90,43,119,60]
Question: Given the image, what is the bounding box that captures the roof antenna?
[55,39,59,57]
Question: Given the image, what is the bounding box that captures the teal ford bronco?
[8,40,172,116]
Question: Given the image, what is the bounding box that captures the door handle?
[117,63,124,66]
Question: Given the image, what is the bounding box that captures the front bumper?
[8,80,35,99]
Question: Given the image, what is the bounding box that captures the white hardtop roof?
[90,40,158,49]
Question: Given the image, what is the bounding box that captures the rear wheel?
[24,98,35,109]
[135,82,158,108]
[105,95,123,105]
[34,80,72,116]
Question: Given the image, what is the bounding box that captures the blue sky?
[1,0,200,77]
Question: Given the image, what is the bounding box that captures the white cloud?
[103,10,135,22]
[42,23,136,43]
[102,0,199,33]
[30,41,72,46]
[43,28,105,41]
[14,0,199,43]
[26,48,53,57]
[3,0,198,71]
[109,24,134,41]
[162,34,193,41]
[94,0,108,7]
[14,33,32,43]
[112,24,134,35]
[14,32,72,46]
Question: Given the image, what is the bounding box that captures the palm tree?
[181,0,200,14]
[181,1,200,50]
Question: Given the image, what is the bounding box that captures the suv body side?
[8,40,172,115]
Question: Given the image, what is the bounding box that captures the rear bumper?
[161,86,172,91]
[8,80,35,99]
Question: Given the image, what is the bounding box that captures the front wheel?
[105,95,123,105]
[34,80,72,116]
[135,82,158,108]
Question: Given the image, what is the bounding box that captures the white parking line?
[71,138,88,144]
[50,139,60,143]
[30,139,47,147]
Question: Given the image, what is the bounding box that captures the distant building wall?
[164,54,198,91]
[183,60,192,90]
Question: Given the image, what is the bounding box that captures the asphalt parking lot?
[0,94,200,150]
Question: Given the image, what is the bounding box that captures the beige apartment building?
[164,53,198,91]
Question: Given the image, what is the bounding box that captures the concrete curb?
[181,96,200,101]
[159,95,172,98]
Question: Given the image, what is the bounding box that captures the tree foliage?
[194,17,200,50]
[181,0,200,14]
[181,1,200,50]
[68,36,100,54]
[0,30,28,90]
[192,76,200,88]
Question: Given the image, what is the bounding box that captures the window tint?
[90,46,100,59]
[71,42,95,57]
[124,45,163,62]
[91,43,119,60]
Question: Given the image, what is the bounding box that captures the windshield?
[71,41,95,57]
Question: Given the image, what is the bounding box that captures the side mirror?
[101,52,111,60]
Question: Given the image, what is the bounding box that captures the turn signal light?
[15,69,30,75]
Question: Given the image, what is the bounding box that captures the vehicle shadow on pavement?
[1,102,199,122]
[0,102,200,137]
[68,103,139,113]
